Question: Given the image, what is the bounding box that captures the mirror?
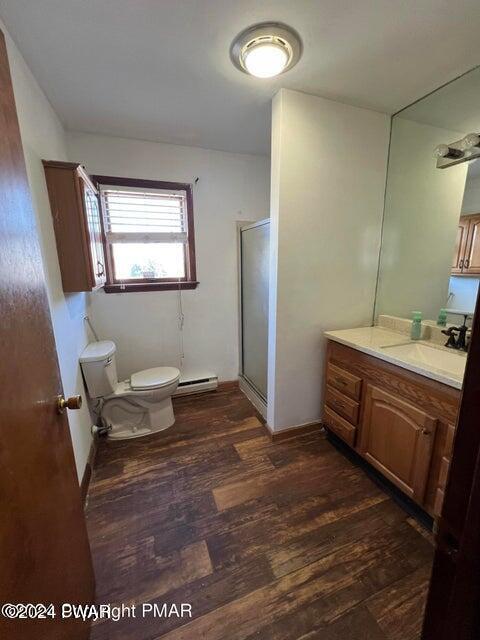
[375,66,480,324]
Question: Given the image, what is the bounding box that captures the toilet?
[80,340,180,440]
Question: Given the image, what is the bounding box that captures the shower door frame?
[237,219,270,418]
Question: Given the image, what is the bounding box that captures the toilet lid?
[130,366,180,391]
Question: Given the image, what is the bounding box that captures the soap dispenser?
[437,308,447,327]
[411,311,422,340]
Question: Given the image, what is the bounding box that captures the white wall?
[461,173,480,214]
[268,89,390,431]
[375,117,467,320]
[1,21,93,481]
[67,132,270,381]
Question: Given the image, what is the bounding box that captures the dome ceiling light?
[230,22,302,79]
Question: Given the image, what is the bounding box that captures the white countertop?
[324,326,466,389]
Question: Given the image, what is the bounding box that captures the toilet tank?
[80,340,118,398]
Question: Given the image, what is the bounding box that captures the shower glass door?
[240,219,270,400]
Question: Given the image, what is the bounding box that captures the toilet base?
[102,396,176,440]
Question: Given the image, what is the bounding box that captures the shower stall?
[238,219,270,417]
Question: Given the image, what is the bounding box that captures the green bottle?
[411,311,422,340]
[437,308,447,327]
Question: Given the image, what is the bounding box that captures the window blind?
[100,185,188,244]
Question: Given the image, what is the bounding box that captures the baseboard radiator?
[173,373,218,396]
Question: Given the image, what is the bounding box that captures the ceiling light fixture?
[230,22,302,79]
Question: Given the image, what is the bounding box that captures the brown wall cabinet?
[43,160,106,292]
[323,340,460,518]
[452,213,480,276]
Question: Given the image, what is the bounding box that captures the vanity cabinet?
[323,340,460,518]
[43,161,106,292]
[358,385,438,502]
[324,361,362,446]
[452,217,470,274]
[452,213,480,276]
[430,422,456,516]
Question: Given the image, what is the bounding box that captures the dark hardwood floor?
[86,386,433,640]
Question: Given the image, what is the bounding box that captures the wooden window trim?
[91,174,198,292]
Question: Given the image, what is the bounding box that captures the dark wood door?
[463,214,480,275]
[451,218,469,274]
[0,30,94,639]
[359,384,438,502]
[422,287,480,639]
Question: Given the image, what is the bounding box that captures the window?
[94,176,197,292]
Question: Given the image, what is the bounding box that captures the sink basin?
[380,342,466,377]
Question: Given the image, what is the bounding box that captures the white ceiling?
[1,0,480,155]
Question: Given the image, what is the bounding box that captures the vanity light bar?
[435,132,480,169]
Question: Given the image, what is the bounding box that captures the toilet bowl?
[80,340,180,440]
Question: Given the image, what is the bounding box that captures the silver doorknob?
[57,395,82,413]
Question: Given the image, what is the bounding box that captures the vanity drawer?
[325,385,359,425]
[324,406,356,447]
[326,362,362,400]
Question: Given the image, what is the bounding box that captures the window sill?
[103,281,199,293]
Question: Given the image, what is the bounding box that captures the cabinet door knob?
[459,259,464,269]
[422,428,432,436]
[464,258,470,269]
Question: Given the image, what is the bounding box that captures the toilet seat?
[130,366,180,391]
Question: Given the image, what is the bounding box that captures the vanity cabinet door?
[451,218,469,274]
[358,384,438,503]
[463,213,480,275]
